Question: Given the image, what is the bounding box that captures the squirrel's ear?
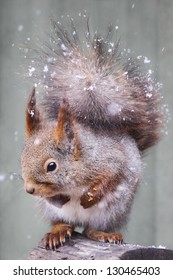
[54,100,81,160]
[26,87,42,137]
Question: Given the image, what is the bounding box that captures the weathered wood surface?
[28,232,173,260]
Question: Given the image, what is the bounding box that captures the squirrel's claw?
[85,228,123,244]
[44,233,59,250]
[43,224,74,250]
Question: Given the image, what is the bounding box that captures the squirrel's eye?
[44,158,58,173]
[47,162,57,172]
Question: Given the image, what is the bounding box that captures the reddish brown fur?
[80,172,123,209]
[54,100,68,145]
[26,87,42,137]
[84,228,123,243]
[44,223,74,248]
[54,100,82,160]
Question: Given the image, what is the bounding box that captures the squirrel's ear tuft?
[54,100,81,160]
[54,99,72,144]
[26,87,42,137]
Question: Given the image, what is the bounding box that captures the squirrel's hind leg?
[44,223,74,250]
[84,228,123,244]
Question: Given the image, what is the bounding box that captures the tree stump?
[28,232,173,260]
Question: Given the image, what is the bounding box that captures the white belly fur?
[38,181,136,231]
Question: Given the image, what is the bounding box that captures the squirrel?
[21,18,163,250]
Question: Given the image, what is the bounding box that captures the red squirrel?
[21,18,162,250]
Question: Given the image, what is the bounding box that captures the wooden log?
[28,232,173,260]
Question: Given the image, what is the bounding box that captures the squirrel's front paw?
[80,191,101,209]
[44,223,74,250]
[85,228,123,244]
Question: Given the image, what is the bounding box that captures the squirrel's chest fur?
[38,179,138,231]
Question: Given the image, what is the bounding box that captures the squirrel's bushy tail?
[28,18,163,152]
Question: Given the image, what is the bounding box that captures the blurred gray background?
[0,0,173,259]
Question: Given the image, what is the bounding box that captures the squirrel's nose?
[25,182,35,195]
[26,187,35,194]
